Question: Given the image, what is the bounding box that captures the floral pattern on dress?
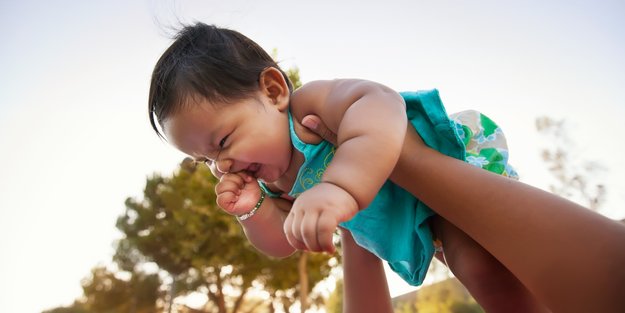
[451,110,519,179]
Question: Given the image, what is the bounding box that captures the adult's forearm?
[301,114,625,312]
[390,126,625,312]
[341,229,393,313]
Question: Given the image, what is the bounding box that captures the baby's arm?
[216,172,295,258]
[285,80,407,252]
[296,80,407,207]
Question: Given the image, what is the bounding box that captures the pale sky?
[1,1,624,312]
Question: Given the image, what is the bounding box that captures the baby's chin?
[257,175,278,184]
[256,167,286,184]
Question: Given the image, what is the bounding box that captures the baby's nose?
[215,159,233,174]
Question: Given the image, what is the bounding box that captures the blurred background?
[1,0,623,312]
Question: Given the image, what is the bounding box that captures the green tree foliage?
[324,279,343,313]
[394,301,418,313]
[449,301,484,313]
[42,304,90,313]
[43,266,161,313]
[286,67,302,90]
[391,278,481,313]
[80,266,161,313]
[116,159,333,312]
[536,116,606,211]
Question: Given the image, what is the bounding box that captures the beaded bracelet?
[237,189,266,221]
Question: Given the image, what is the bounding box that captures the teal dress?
[261,89,517,286]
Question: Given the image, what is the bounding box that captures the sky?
[0,0,624,312]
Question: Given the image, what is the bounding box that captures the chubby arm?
[285,80,407,252]
[215,172,295,258]
[293,80,407,208]
[240,195,296,258]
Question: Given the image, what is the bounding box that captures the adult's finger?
[301,115,338,146]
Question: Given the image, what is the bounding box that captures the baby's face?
[162,94,292,183]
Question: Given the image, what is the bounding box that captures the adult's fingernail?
[302,117,318,130]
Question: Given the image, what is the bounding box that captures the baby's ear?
[259,67,290,111]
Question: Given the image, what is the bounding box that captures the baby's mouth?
[247,163,261,177]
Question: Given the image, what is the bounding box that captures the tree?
[535,116,606,211]
[394,302,418,313]
[116,158,334,312]
[43,265,161,313]
[449,302,484,313]
[325,279,343,313]
[42,303,90,313]
[80,266,162,313]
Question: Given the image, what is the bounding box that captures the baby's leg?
[430,216,550,313]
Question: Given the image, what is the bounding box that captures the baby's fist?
[215,172,261,215]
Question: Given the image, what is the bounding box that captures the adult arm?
[341,229,393,313]
[303,114,625,313]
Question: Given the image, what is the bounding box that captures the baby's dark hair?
[148,22,293,138]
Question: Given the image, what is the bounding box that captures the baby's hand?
[283,182,359,253]
[215,171,262,216]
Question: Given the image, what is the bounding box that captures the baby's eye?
[219,135,229,148]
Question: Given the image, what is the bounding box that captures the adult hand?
[301,115,338,146]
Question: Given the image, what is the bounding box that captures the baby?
[149,23,548,312]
